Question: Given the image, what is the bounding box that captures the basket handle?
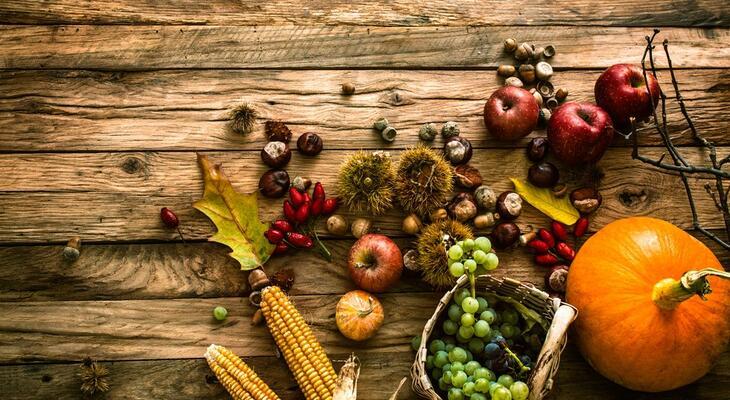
[527,304,577,400]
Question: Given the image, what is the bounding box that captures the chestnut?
[496,191,523,220]
[448,192,477,222]
[545,265,569,292]
[443,136,473,165]
[258,169,290,198]
[454,164,483,189]
[297,132,323,156]
[491,222,521,249]
[526,137,549,162]
[527,162,559,188]
[264,120,292,143]
[260,141,291,168]
[570,187,603,214]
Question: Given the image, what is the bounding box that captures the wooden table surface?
[0,2,729,399]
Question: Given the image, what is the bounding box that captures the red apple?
[547,102,614,165]
[347,234,403,293]
[594,63,660,131]
[483,86,539,141]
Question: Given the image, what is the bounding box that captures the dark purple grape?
[519,354,532,366]
[484,342,502,360]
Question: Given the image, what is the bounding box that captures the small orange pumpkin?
[336,290,384,341]
[567,217,730,392]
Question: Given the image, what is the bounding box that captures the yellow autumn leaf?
[510,178,580,225]
[194,154,275,270]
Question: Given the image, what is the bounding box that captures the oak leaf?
[510,178,579,225]
[194,154,274,270]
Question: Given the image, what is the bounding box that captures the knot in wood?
[619,187,649,208]
[121,157,144,174]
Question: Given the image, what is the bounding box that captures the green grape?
[456,240,464,248]
[475,236,492,253]
[474,320,491,338]
[480,309,497,324]
[462,297,479,313]
[465,349,474,362]
[462,239,475,252]
[489,329,503,341]
[455,333,470,344]
[485,369,497,382]
[445,343,456,352]
[451,371,468,388]
[460,312,476,327]
[450,361,465,373]
[442,370,453,384]
[448,303,464,322]
[492,386,512,400]
[426,355,435,370]
[501,309,519,325]
[489,382,503,396]
[484,252,499,270]
[510,381,529,400]
[462,381,476,396]
[476,297,489,313]
[411,335,422,351]
[473,367,489,380]
[449,262,465,277]
[448,244,464,260]
[454,288,471,306]
[471,394,487,400]
[497,375,515,388]
[448,388,465,400]
[472,249,488,265]
[434,350,449,368]
[448,347,468,363]
[438,378,449,391]
[443,363,452,373]
[475,265,488,276]
[468,338,484,355]
[213,306,228,321]
[464,259,477,273]
[429,339,446,354]
[500,323,519,339]
[474,377,490,393]
[464,360,481,376]
[443,319,459,335]
[443,336,456,345]
[458,325,474,340]
[431,367,443,380]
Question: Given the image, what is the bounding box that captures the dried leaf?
[194,154,275,270]
[510,178,579,225]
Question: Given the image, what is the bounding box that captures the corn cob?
[205,344,280,400]
[260,285,337,400]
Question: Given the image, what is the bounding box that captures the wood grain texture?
[1,68,728,152]
[0,348,728,400]
[2,231,728,302]
[0,26,728,70]
[0,0,728,27]
[0,148,726,243]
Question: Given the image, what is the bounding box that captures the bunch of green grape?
[447,236,499,279]
[413,289,545,400]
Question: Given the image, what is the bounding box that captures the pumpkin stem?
[357,297,374,318]
[652,268,730,310]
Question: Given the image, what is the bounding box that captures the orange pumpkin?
[335,290,384,341]
[567,217,730,392]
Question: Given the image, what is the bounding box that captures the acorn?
[530,88,543,107]
[402,214,424,235]
[514,43,533,61]
[419,123,438,141]
[351,218,372,238]
[539,107,552,125]
[537,81,554,98]
[518,64,536,84]
[430,208,448,222]
[62,237,81,261]
[380,126,397,142]
[504,38,518,53]
[543,45,556,58]
[555,88,569,101]
[474,213,499,229]
[248,269,270,291]
[326,215,349,236]
[535,61,553,81]
[441,121,460,139]
[504,76,524,88]
[497,65,516,77]
[373,117,389,132]
[341,82,356,95]
[532,46,545,61]
[545,97,559,110]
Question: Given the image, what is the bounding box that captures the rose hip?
[527,239,550,254]
[271,219,293,233]
[313,182,325,201]
[551,221,568,242]
[287,232,313,248]
[322,198,339,215]
[556,242,575,261]
[160,207,179,228]
[283,200,297,223]
[535,253,559,266]
[273,242,289,255]
[295,201,311,223]
[574,217,589,237]
[264,229,285,244]
[289,188,305,207]
[537,228,556,248]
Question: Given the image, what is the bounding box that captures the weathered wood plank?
[1,69,727,151]
[1,230,727,302]
[1,349,728,400]
[0,26,727,70]
[0,0,728,27]
[0,148,726,243]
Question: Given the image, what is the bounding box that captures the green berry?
[462,239,475,252]
[213,306,228,321]
[448,244,464,260]
[449,262,465,277]
[475,236,492,252]
[464,259,477,273]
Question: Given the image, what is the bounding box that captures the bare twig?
[630,29,730,250]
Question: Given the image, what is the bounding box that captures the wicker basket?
[411,274,577,400]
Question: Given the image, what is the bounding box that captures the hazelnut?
[419,123,437,141]
[291,176,312,192]
[474,185,497,211]
[403,249,419,271]
[504,38,518,53]
[496,191,522,220]
[545,265,569,292]
[514,43,533,61]
[264,120,292,143]
[351,218,372,238]
[518,64,536,84]
[497,65,516,77]
[570,187,603,214]
[441,121,460,139]
[297,132,323,156]
[341,82,356,95]
[326,215,349,236]
[260,141,291,168]
[491,222,521,249]
[402,214,423,235]
[454,164,483,189]
[552,183,568,198]
[474,213,499,229]
[535,61,553,81]
[504,76,524,88]
[63,237,81,261]
[430,208,448,222]
[526,137,549,162]
[258,169,290,198]
[528,162,560,188]
[443,137,473,165]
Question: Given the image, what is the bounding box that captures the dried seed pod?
[504,38,518,53]
[402,214,423,235]
[264,120,292,143]
[543,45,556,58]
[514,43,533,61]
[537,81,554,98]
[454,164,483,189]
[229,103,258,135]
[291,176,312,192]
[545,97,559,110]
[297,132,323,155]
[474,185,497,210]
[518,64,536,84]
[497,65,516,77]
[248,269,270,291]
[260,141,291,168]
[326,214,349,236]
[531,88,543,107]
[351,218,372,238]
[535,61,553,81]
[496,191,523,220]
[504,76,524,88]
[403,249,419,271]
[419,123,437,141]
[570,187,603,214]
[474,213,499,229]
[441,121,460,139]
[443,137,473,165]
[430,208,448,222]
[381,126,397,142]
[373,117,389,132]
[555,88,569,101]
[341,82,356,95]
[63,237,81,261]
